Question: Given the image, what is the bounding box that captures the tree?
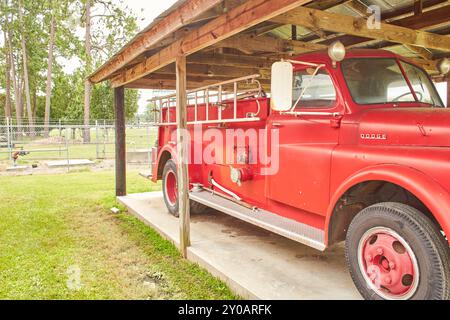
[2,38,12,119]
[82,0,139,142]
[44,0,56,136]
[83,0,92,142]
[0,0,140,129]
[18,0,34,130]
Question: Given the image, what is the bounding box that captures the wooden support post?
[114,86,127,197]
[176,55,190,257]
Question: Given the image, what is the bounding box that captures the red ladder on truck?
[148,74,265,126]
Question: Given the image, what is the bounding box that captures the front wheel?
[345,202,449,300]
[162,159,208,217]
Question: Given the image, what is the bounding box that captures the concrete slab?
[118,192,361,300]
[46,159,94,168]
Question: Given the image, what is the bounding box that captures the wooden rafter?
[110,0,312,88]
[344,0,434,60]
[155,63,271,79]
[126,76,270,91]
[391,4,450,30]
[216,34,326,54]
[345,0,369,17]
[317,4,450,49]
[271,6,450,52]
[90,0,224,84]
[188,53,276,69]
[249,0,349,38]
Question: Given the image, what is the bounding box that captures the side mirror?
[270,61,293,112]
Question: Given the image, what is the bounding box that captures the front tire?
[162,159,209,217]
[345,202,449,300]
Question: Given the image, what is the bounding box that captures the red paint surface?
[152,49,450,247]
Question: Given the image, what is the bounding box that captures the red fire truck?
[149,42,450,300]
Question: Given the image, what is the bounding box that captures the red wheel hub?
[164,170,178,206]
[359,228,419,299]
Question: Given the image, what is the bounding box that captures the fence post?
[95,120,99,159]
[6,117,13,165]
[147,124,151,165]
[65,125,70,172]
[103,120,107,159]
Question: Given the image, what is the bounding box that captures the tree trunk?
[32,88,37,120]
[44,11,56,137]
[8,31,22,127]
[3,26,12,119]
[83,0,92,143]
[18,0,34,134]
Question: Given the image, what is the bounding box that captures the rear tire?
[162,159,209,217]
[345,202,449,300]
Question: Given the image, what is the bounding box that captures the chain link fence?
[0,117,158,170]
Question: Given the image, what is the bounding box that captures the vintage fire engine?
[149,42,450,300]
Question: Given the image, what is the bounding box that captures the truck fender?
[152,144,178,182]
[325,164,450,245]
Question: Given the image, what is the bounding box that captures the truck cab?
[151,44,450,300]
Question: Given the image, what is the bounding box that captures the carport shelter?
[88,0,450,256]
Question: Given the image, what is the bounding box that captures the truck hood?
[353,107,450,147]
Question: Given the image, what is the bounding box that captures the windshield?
[341,58,443,107]
[400,61,443,107]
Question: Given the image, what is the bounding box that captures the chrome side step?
[190,190,326,251]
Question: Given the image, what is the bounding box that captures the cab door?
[266,67,343,216]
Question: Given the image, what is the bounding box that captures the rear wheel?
[162,159,208,217]
[345,202,449,300]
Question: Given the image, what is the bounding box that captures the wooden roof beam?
[299,0,447,44]
[317,4,450,49]
[154,63,271,79]
[247,1,350,38]
[126,77,270,91]
[216,34,326,54]
[271,6,450,52]
[90,0,224,84]
[188,53,276,69]
[110,0,313,88]
[391,4,450,30]
[344,0,434,60]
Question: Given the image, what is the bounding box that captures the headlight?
[437,58,450,75]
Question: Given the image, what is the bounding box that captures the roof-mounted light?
[437,58,450,75]
[328,41,346,67]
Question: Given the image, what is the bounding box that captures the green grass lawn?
[0,170,237,300]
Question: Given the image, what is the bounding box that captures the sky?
[124,0,179,113]
[1,1,448,108]
[124,0,179,30]
[60,0,179,114]
[107,0,179,114]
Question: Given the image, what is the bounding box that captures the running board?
[190,190,326,251]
